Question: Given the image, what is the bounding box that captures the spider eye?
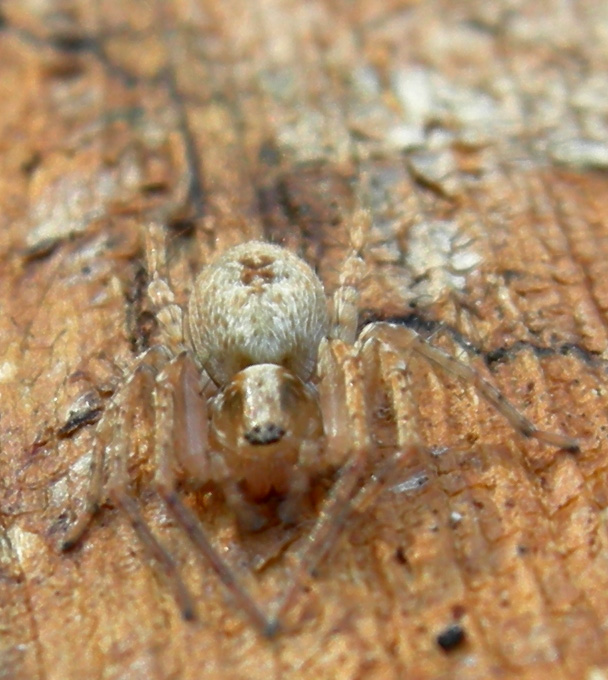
[244,423,286,445]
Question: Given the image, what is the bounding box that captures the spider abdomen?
[187,242,329,385]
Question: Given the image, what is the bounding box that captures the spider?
[61,222,579,637]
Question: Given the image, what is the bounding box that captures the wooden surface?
[1,1,607,678]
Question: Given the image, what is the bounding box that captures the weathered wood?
[1,1,607,678]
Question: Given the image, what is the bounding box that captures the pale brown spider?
[61,223,579,637]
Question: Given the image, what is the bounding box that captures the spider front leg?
[153,353,272,634]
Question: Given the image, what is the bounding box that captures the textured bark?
[1,1,607,679]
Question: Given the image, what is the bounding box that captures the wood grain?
[1,1,607,679]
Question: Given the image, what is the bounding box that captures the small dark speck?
[258,141,282,166]
[21,238,62,262]
[436,623,466,651]
[167,218,196,240]
[501,268,523,283]
[21,151,41,176]
[452,603,466,619]
[58,406,103,437]
[51,33,93,53]
[394,547,408,565]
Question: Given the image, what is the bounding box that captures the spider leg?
[61,411,106,550]
[110,488,196,621]
[101,382,197,620]
[208,452,270,533]
[330,208,369,344]
[362,322,579,453]
[160,494,271,633]
[267,338,370,635]
[277,466,311,527]
[350,338,423,514]
[62,348,196,618]
[61,347,171,549]
[152,363,272,635]
[145,222,188,355]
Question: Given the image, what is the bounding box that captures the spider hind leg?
[362,322,580,453]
